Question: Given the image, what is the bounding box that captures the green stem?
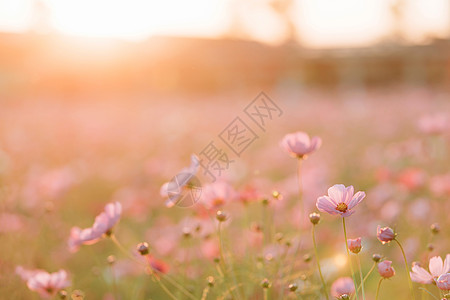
[218,222,238,300]
[201,286,210,300]
[394,239,415,300]
[110,264,118,300]
[312,225,329,300]
[155,277,178,300]
[353,262,376,299]
[342,218,359,300]
[375,278,383,300]
[356,255,365,300]
[418,287,439,300]
[264,289,269,300]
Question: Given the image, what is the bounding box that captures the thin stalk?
[111,235,196,300]
[155,277,178,300]
[110,264,118,300]
[353,262,376,299]
[356,255,365,300]
[286,159,304,279]
[393,239,415,300]
[342,218,359,300]
[312,225,329,300]
[418,287,439,300]
[201,286,210,300]
[217,222,238,300]
[263,289,269,300]
[375,278,383,300]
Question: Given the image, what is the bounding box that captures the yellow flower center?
[336,202,348,213]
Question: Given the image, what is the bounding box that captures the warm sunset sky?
[0,0,449,48]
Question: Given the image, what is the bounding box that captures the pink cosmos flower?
[280,131,322,159]
[17,267,70,298]
[160,154,200,208]
[410,255,450,284]
[331,277,355,298]
[376,226,396,244]
[436,273,450,291]
[316,184,365,217]
[378,261,395,278]
[200,181,236,210]
[347,237,362,254]
[68,202,122,252]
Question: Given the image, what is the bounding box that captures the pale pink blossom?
[280,131,322,159]
[436,273,450,291]
[331,277,355,298]
[17,268,70,298]
[200,181,236,210]
[410,255,450,284]
[347,237,362,254]
[376,226,396,244]
[378,261,395,278]
[160,154,199,208]
[68,202,122,252]
[316,184,365,217]
[15,266,45,281]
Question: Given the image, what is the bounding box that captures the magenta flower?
[378,261,395,278]
[436,273,450,291]
[331,277,355,298]
[316,184,365,217]
[280,131,322,159]
[376,226,396,244]
[410,255,450,284]
[17,267,70,298]
[68,202,122,252]
[347,237,362,254]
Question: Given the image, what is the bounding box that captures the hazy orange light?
[47,0,227,40]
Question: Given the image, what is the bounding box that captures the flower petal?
[410,265,433,284]
[328,184,346,204]
[348,191,366,210]
[316,196,339,215]
[429,256,444,277]
[443,254,450,274]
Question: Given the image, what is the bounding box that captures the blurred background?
[0,0,450,98]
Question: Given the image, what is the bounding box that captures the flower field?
[1,89,449,299]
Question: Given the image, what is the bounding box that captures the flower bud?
[303,254,312,262]
[377,226,396,244]
[71,290,85,300]
[137,242,149,255]
[372,254,382,262]
[207,276,215,287]
[309,212,321,225]
[275,232,284,242]
[59,290,68,299]
[427,243,434,252]
[347,238,362,254]
[431,223,440,234]
[107,255,116,265]
[377,260,395,278]
[182,227,192,239]
[288,283,298,292]
[216,211,227,222]
[261,278,271,289]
